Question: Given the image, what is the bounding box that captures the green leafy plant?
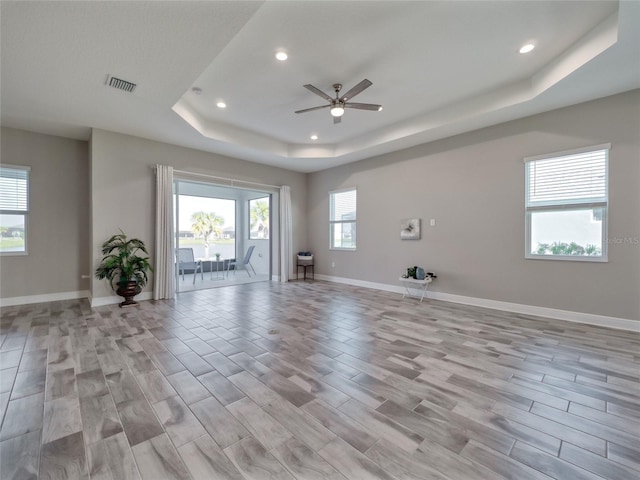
[536,243,550,255]
[535,241,601,256]
[585,244,599,256]
[95,230,152,291]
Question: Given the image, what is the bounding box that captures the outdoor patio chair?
[228,245,257,277]
[177,247,203,284]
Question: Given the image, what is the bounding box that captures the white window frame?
[0,164,30,256]
[524,144,609,262]
[329,187,357,251]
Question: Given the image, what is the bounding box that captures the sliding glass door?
[174,181,236,292]
[173,179,271,292]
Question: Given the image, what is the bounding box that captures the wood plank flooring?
[1,280,639,479]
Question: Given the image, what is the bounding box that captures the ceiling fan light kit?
[330,105,345,117]
[295,79,382,124]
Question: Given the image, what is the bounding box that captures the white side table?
[212,258,226,280]
[199,258,226,280]
[399,276,433,302]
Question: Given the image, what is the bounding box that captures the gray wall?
[90,129,306,301]
[0,127,90,298]
[307,91,640,321]
[2,91,638,323]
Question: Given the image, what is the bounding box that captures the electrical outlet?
[331,261,335,268]
[430,219,436,226]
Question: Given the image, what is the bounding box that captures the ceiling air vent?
[105,75,136,93]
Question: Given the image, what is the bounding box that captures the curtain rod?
[154,165,282,190]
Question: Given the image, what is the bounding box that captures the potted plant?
[95,230,153,307]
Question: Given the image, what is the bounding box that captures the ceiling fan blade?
[340,79,372,102]
[333,115,342,124]
[303,84,333,102]
[295,105,330,114]
[344,102,382,111]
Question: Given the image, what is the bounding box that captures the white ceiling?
[2,1,639,173]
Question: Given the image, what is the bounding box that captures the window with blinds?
[0,164,30,254]
[524,145,609,261]
[330,188,356,250]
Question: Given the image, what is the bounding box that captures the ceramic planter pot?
[116,280,142,307]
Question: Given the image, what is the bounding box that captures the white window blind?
[0,165,30,212]
[330,189,357,221]
[526,148,608,208]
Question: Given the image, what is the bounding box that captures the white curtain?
[279,185,293,282]
[153,164,175,299]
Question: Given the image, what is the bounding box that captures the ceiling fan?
[294,79,382,124]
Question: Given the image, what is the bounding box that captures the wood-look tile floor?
[1,280,639,479]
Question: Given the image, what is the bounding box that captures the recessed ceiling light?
[310,134,318,140]
[519,43,535,54]
[275,51,288,61]
[216,101,227,109]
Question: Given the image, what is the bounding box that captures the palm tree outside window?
[191,211,224,258]
[249,197,269,239]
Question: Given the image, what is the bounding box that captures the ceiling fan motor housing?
[294,79,381,122]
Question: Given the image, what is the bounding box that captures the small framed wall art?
[400,218,421,240]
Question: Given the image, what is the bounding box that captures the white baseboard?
[0,290,90,307]
[315,274,639,332]
[91,292,153,308]
[271,275,281,282]
[315,274,405,294]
